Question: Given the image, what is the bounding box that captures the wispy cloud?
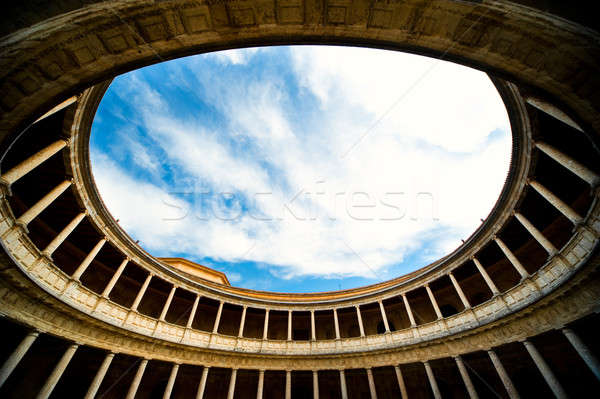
[90,45,511,290]
[207,47,261,65]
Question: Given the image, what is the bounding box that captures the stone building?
[0,1,599,398]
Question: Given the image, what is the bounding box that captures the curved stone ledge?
[1,183,597,356]
[1,0,599,143]
[1,240,598,369]
[68,79,532,307]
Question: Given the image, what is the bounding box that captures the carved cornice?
[0,0,599,151]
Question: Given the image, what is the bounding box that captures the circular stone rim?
[69,68,530,304]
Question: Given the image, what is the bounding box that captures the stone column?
[487,349,520,399]
[256,369,265,399]
[514,212,557,255]
[228,369,237,399]
[125,359,148,399]
[425,285,443,319]
[213,301,224,334]
[523,340,567,398]
[394,366,408,399]
[423,361,441,399]
[131,274,152,311]
[163,363,179,399]
[356,306,366,337]
[102,258,128,298]
[159,286,177,321]
[473,257,500,296]
[262,309,269,340]
[17,180,71,227]
[285,370,291,399]
[402,294,417,327]
[36,343,79,399]
[313,370,319,399]
[535,141,599,185]
[525,97,583,132]
[196,367,210,399]
[72,237,107,280]
[0,330,39,387]
[1,139,68,186]
[339,370,348,399]
[562,328,600,380]
[333,309,341,339]
[366,368,377,399]
[239,306,247,337]
[311,310,316,341]
[288,310,293,341]
[187,295,201,328]
[35,96,78,123]
[449,272,471,309]
[529,180,583,224]
[494,237,529,279]
[455,355,478,399]
[378,300,390,332]
[42,212,86,257]
[84,352,115,399]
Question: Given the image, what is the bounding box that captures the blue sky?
[90,45,511,292]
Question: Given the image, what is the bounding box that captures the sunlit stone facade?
[0,1,599,398]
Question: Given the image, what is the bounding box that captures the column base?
[0,178,12,197]
[39,251,53,263]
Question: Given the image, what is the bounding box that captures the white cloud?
[91,46,511,283]
[207,47,261,65]
[227,272,242,283]
[291,46,508,153]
